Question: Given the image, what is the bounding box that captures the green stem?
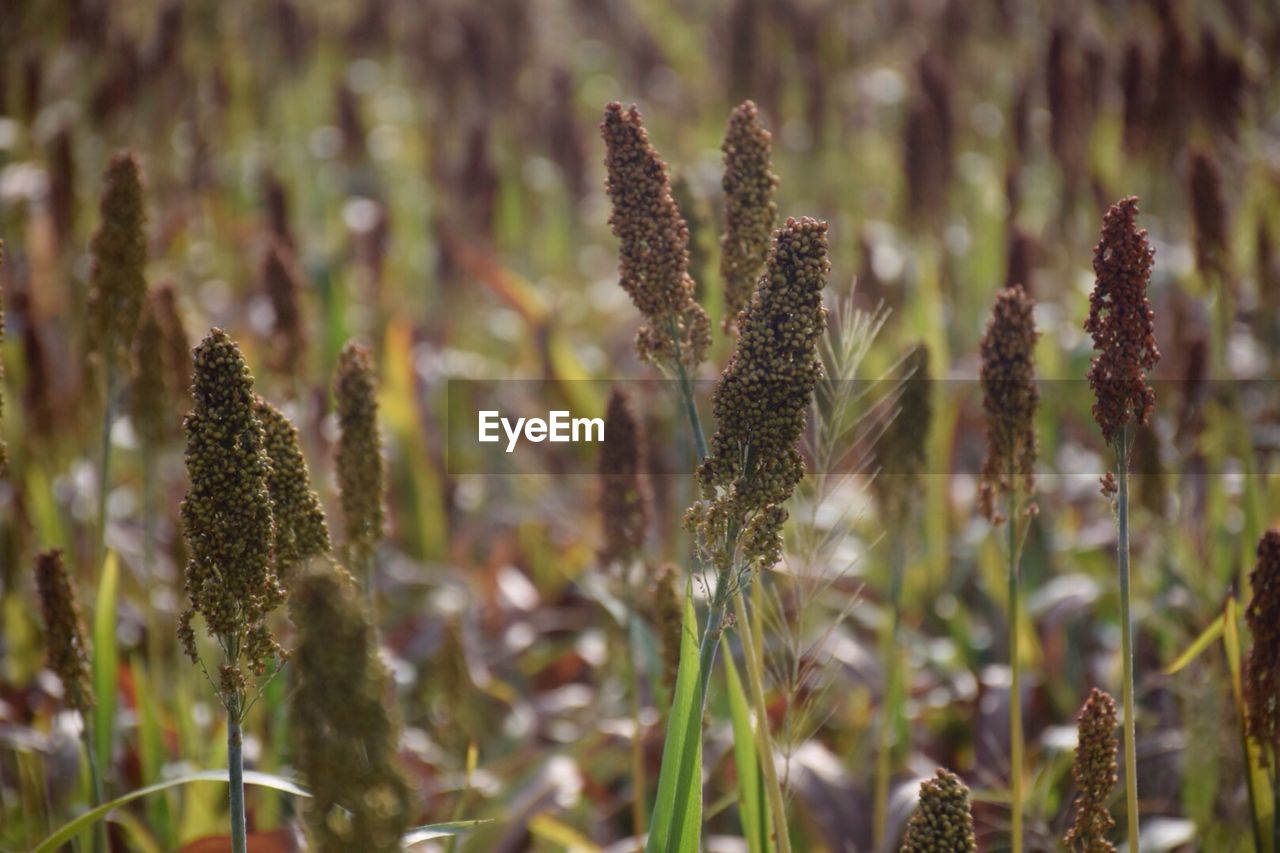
[667,316,708,464]
[1008,485,1023,853]
[143,455,161,672]
[624,610,648,839]
[227,709,246,853]
[1117,427,1140,852]
[96,359,117,574]
[873,534,906,848]
[82,720,107,853]
[733,590,792,853]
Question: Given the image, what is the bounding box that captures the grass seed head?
[691,217,828,571]
[151,282,193,414]
[901,768,977,852]
[720,100,778,334]
[131,295,170,449]
[179,328,284,686]
[261,237,308,377]
[255,396,330,585]
[1246,530,1280,753]
[600,102,711,369]
[872,343,933,525]
[86,150,147,371]
[34,550,94,714]
[1085,197,1160,448]
[291,563,412,853]
[649,562,682,696]
[978,284,1039,523]
[1188,148,1228,277]
[335,339,385,557]
[1064,687,1119,852]
[598,386,647,567]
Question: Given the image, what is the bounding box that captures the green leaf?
[93,551,119,777]
[403,820,493,844]
[1223,597,1275,853]
[132,662,174,847]
[724,641,769,853]
[1164,612,1225,675]
[646,583,703,853]
[32,770,309,853]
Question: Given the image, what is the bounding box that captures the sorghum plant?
[1188,148,1228,279]
[683,216,830,851]
[598,386,647,569]
[151,282,193,415]
[178,328,287,853]
[35,549,104,847]
[0,241,6,478]
[261,237,308,380]
[601,102,712,453]
[1245,531,1280,755]
[900,768,977,853]
[1065,688,1119,852]
[256,396,331,585]
[1085,196,1160,852]
[978,283,1038,853]
[334,339,385,604]
[86,151,147,566]
[720,100,778,334]
[290,562,412,852]
[870,343,933,847]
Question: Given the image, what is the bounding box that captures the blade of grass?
[645,583,703,853]
[1223,597,1275,853]
[92,551,119,776]
[32,770,309,853]
[1164,612,1226,676]
[724,641,768,853]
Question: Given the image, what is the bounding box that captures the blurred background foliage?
[1,0,1279,849]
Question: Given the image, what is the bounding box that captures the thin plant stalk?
[733,590,792,853]
[95,360,117,574]
[873,534,907,848]
[1116,425,1139,852]
[227,702,246,853]
[625,609,647,839]
[142,455,161,672]
[672,364,790,847]
[668,318,708,463]
[82,719,106,853]
[1007,469,1023,853]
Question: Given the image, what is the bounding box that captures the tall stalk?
[1116,426,1140,851]
[95,360,117,575]
[226,684,247,853]
[873,535,906,848]
[1007,473,1024,853]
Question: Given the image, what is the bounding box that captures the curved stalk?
[1117,427,1140,851]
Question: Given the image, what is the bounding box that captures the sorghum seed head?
[649,563,682,696]
[690,217,828,572]
[180,328,284,691]
[600,102,711,369]
[872,343,933,525]
[261,237,308,377]
[335,339,384,557]
[720,100,778,334]
[290,562,412,853]
[1245,530,1280,753]
[131,296,170,449]
[900,768,977,852]
[1188,148,1228,277]
[1085,197,1160,447]
[598,387,647,567]
[86,150,147,370]
[35,550,95,714]
[255,396,331,586]
[979,284,1039,524]
[151,283,192,414]
[1065,688,1119,852]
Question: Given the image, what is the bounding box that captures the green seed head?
[179,328,283,687]
[978,284,1039,524]
[598,387,647,567]
[901,768,977,853]
[334,340,384,559]
[255,396,331,586]
[35,550,94,714]
[872,343,933,524]
[291,562,412,853]
[86,151,147,371]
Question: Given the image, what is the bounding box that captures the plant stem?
[96,359,117,575]
[625,611,647,840]
[143,455,161,672]
[733,590,792,853]
[1008,482,1023,853]
[82,720,107,853]
[873,534,906,849]
[1117,426,1140,852]
[667,316,708,464]
[227,706,247,853]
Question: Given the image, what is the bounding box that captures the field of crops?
[2,1,1279,851]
